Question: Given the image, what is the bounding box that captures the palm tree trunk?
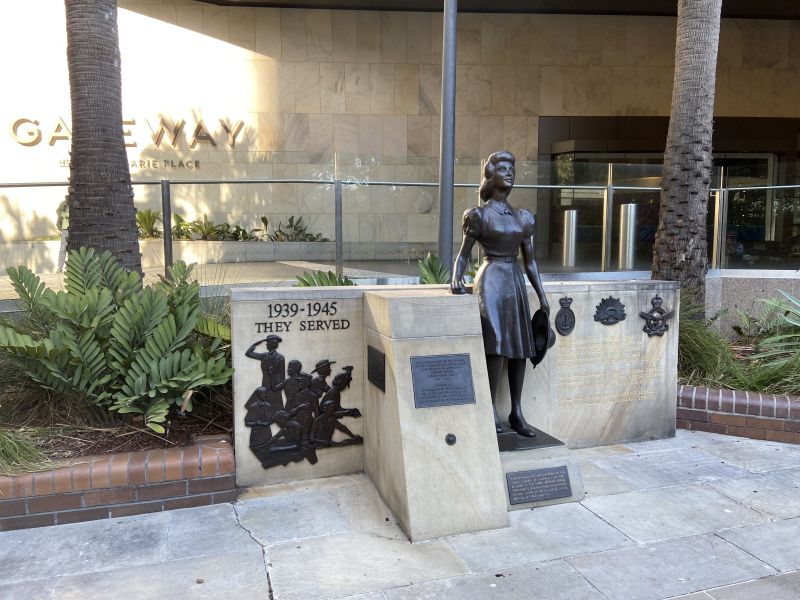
[64,0,141,274]
[652,0,722,306]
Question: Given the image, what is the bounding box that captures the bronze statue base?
[497,425,564,452]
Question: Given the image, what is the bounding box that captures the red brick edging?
[0,434,235,532]
[677,385,800,443]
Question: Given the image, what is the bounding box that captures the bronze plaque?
[367,345,385,392]
[410,354,475,409]
[506,466,572,505]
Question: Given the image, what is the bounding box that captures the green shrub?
[172,214,193,240]
[136,209,162,239]
[267,216,330,242]
[295,270,355,287]
[0,248,232,433]
[418,252,450,284]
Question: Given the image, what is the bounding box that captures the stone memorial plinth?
[505,280,680,448]
[231,288,366,487]
[363,289,508,542]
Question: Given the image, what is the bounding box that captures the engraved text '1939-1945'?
[255,301,350,334]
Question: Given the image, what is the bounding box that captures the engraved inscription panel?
[410,354,475,409]
[556,335,663,406]
[506,466,572,505]
[367,345,385,392]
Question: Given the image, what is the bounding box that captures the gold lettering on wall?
[11,118,42,146]
[48,117,71,146]
[149,118,185,148]
[220,119,244,148]
[189,119,217,148]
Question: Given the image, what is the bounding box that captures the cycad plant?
[295,270,355,287]
[418,252,450,284]
[0,248,232,433]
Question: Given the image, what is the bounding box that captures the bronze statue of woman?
[450,151,550,437]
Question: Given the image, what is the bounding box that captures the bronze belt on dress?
[484,256,516,263]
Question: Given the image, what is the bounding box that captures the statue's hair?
[478,150,516,202]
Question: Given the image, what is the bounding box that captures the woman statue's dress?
[464,200,537,360]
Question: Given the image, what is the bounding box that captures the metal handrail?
[4,175,799,276]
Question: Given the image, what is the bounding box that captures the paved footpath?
[1,430,799,600]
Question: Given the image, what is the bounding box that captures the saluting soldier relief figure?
[245,334,285,411]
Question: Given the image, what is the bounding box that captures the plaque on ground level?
[367,345,385,392]
[506,466,572,505]
[410,354,475,409]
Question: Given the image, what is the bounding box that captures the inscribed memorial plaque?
[410,354,475,409]
[506,465,572,505]
[367,345,385,392]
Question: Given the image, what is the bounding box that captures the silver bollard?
[618,203,638,271]
[562,209,578,268]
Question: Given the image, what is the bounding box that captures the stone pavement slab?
[0,579,58,600]
[582,483,769,543]
[167,503,256,560]
[266,525,468,600]
[705,571,800,599]
[567,533,776,600]
[383,559,604,600]
[718,517,800,572]
[705,467,800,519]
[698,439,800,473]
[447,503,632,572]
[236,475,396,545]
[50,549,267,600]
[586,446,750,491]
[0,512,169,585]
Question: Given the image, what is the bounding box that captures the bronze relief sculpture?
[450,151,550,438]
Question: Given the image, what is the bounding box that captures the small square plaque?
[506,466,572,505]
[410,353,475,409]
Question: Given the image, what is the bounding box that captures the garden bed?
[677,384,800,443]
[0,434,235,532]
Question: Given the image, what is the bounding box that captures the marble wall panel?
[295,63,321,113]
[357,12,381,63]
[718,20,744,69]
[266,61,295,112]
[357,116,383,157]
[281,9,308,62]
[383,116,408,161]
[309,114,334,163]
[539,66,564,115]
[742,20,790,69]
[332,11,359,62]
[320,62,346,114]
[530,15,556,65]
[202,5,229,41]
[345,63,371,114]
[406,12,432,65]
[600,16,627,66]
[407,116,433,157]
[467,65,492,115]
[648,19,676,67]
[457,13,482,65]
[455,115,480,160]
[625,16,650,66]
[394,65,420,116]
[381,12,407,63]
[492,66,517,115]
[175,4,203,35]
[284,114,309,152]
[370,64,396,115]
[229,7,256,51]
[790,23,800,70]
[479,116,503,159]
[503,116,528,160]
[258,113,284,152]
[577,16,603,66]
[307,10,333,61]
[419,65,442,116]
[255,8,282,58]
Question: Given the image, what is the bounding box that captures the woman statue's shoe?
[508,412,537,438]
